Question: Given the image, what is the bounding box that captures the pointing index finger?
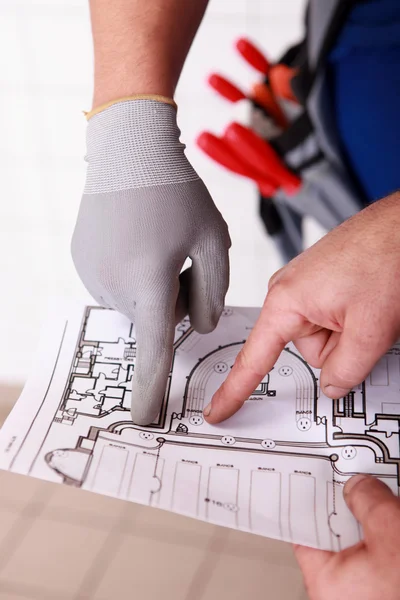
[205,308,289,424]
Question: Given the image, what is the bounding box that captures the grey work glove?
[71,99,231,426]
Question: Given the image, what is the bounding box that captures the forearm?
[90,0,208,107]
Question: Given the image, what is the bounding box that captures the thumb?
[344,475,400,549]
[320,315,394,398]
[293,544,333,582]
[188,236,230,334]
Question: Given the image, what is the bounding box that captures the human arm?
[72,0,231,426]
[90,0,209,106]
[205,192,400,423]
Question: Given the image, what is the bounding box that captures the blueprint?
[0,304,399,550]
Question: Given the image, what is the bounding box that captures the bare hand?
[205,192,400,423]
[294,475,400,600]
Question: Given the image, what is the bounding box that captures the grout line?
[38,505,119,532]
[73,504,139,600]
[0,484,54,574]
[73,530,123,600]
[183,527,230,600]
[14,497,217,550]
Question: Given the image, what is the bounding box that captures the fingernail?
[323,385,351,398]
[344,474,368,496]
[203,402,212,417]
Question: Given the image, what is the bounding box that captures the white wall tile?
[20,12,92,88]
[0,14,24,86]
[0,93,38,157]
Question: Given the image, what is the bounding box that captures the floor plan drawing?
[0,304,399,550]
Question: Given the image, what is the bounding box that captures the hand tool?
[223,122,301,195]
[234,37,288,128]
[269,64,299,104]
[197,131,299,262]
[196,131,277,197]
[230,98,282,139]
[235,38,271,75]
[251,81,288,129]
[208,72,283,135]
[207,74,247,103]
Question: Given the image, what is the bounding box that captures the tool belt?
[257,0,366,260]
[198,0,365,263]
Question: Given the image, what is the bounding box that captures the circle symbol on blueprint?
[297,418,312,431]
[279,366,293,377]
[222,308,233,317]
[139,431,154,441]
[214,362,228,374]
[261,439,276,449]
[224,502,239,512]
[189,415,204,426]
[342,446,357,460]
[221,435,236,446]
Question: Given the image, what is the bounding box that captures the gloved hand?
[71,98,231,425]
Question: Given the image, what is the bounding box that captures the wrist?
[92,65,175,109]
[93,82,174,110]
[85,94,177,120]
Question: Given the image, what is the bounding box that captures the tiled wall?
[0,0,307,386]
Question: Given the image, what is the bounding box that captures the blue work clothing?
[328,0,400,203]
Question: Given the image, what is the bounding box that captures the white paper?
[0,304,399,550]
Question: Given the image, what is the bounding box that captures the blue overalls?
[329,0,400,203]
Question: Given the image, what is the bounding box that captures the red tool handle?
[197,131,277,196]
[224,122,301,195]
[251,82,288,129]
[207,74,247,103]
[236,38,270,75]
[269,64,299,103]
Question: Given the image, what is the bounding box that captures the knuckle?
[268,267,285,290]
[236,348,251,372]
[236,348,263,379]
[265,277,292,309]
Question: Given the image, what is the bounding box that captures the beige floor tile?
[0,384,22,424]
[124,504,219,549]
[44,484,125,528]
[0,507,21,547]
[0,516,108,596]
[224,529,298,567]
[0,472,52,511]
[202,552,305,600]
[93,533,206,600]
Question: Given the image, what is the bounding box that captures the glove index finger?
[131,294,177,426]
